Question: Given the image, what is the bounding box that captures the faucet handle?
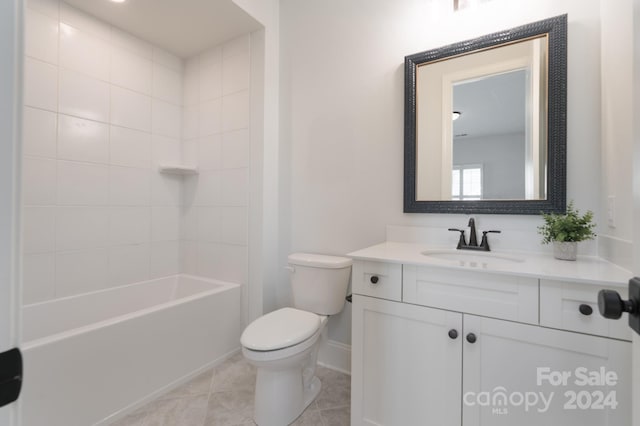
[448,228,467,249]
[479,230,501,251]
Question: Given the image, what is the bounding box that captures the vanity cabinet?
[350,261,632,426]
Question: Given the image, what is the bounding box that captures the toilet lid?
[241,307,321,351]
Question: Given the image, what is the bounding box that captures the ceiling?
[453,69,526,139]
[63,0,263,58]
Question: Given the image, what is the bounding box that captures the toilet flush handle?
[284,266,295,273]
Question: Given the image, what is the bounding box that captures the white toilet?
[240,253,352,426]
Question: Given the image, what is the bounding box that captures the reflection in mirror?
[404,15,566,214]
[415,37,547,202]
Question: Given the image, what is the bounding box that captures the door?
[0,0,24,425]
[351,295,462,426]
[463,315,631,426]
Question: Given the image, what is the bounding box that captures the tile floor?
[111,353,351,426]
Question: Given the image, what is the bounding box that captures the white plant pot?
[553,241,577,261]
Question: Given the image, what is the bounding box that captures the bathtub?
[20,274,242,426]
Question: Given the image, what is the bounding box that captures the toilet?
[241,253,352,426]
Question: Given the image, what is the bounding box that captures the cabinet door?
[463,315,631,426]
[351,295,462,426]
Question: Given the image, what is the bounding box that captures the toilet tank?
[288,253,353,315]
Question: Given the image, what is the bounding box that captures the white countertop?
[348,242,632,287]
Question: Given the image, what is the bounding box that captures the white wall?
[22,0,184,304]
[280,0,604,348]
[599,0,634,270]
[180,35,252,295]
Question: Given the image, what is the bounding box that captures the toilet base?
[253,370,321,426]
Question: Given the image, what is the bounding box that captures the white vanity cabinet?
[350,259,632,426]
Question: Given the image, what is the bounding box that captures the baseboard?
[318,339,351,375]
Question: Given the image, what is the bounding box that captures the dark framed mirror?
[404,15,567,214]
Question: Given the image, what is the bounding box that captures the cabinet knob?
[448,329,458,339]
[466,333,477,344]
[370,276,379,284]
[579,304,593,316]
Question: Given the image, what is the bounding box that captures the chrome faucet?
[448,218,501,251]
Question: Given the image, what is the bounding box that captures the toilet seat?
[241,307,321,351]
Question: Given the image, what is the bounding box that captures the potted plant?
[538,201,596,261]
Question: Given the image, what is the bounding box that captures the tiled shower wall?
[180,38,251,287]
[22,0,252,305]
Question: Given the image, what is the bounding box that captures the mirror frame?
[404,14,567,215]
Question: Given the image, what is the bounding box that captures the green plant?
[538,201,596,244]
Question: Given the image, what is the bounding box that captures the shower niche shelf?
[158,164,199,175]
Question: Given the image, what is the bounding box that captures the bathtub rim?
[22,274,241,350]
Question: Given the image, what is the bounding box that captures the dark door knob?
[466,333,477,344]
[370,276,379,284]
[448,329,458,339]
[598,289,637,319]
[579,304,593,316]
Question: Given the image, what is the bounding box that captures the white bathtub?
[20,274,242,426]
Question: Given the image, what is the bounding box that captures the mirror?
[404,15,567,214]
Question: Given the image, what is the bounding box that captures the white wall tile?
[223,35,250,59]
[199,99,222,136]
[222,90,250,132]
[109,207,150,245]
[222,52,250,95]
[220,168,248,206]
[151,206,180,242]
[59,2,111,41]
[108,244,150,287]
[55,206,109,251]
[23,253,56,304]
[59,69,110,122]
[153,48,182,72]
[150,241,180,279]
[110,126,152,168]
[152,100,181,139]
[24,57,58,111]
[220,206,248,245]
[111,48,152,94]
[57,114,109,163]
[222,129,250,169]
[23,156,57,205]
[196,242,247,283]
[199,134,222,171]
[151,173,182,206]
[27,0,59,19]
[182,139,198,166]
[200,49,222,102]
[153,64,182,104]
[197,206,221,242]
[57,161,109,205]
[109,166,151,206]
[110,27,153,60]
[180,241,198,275]
[181,205,198,240]
[26,8,59,64]
[59,24,110,81]
[23,206,56,253]
[111,86,152,132]
[183,59,200,106]
[23,107,57,158]
[182,105,199,140]
[56,248,109,297]
[195,171,221,206]
[152,135,180,166]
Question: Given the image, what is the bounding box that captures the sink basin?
[420,249,525,266]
